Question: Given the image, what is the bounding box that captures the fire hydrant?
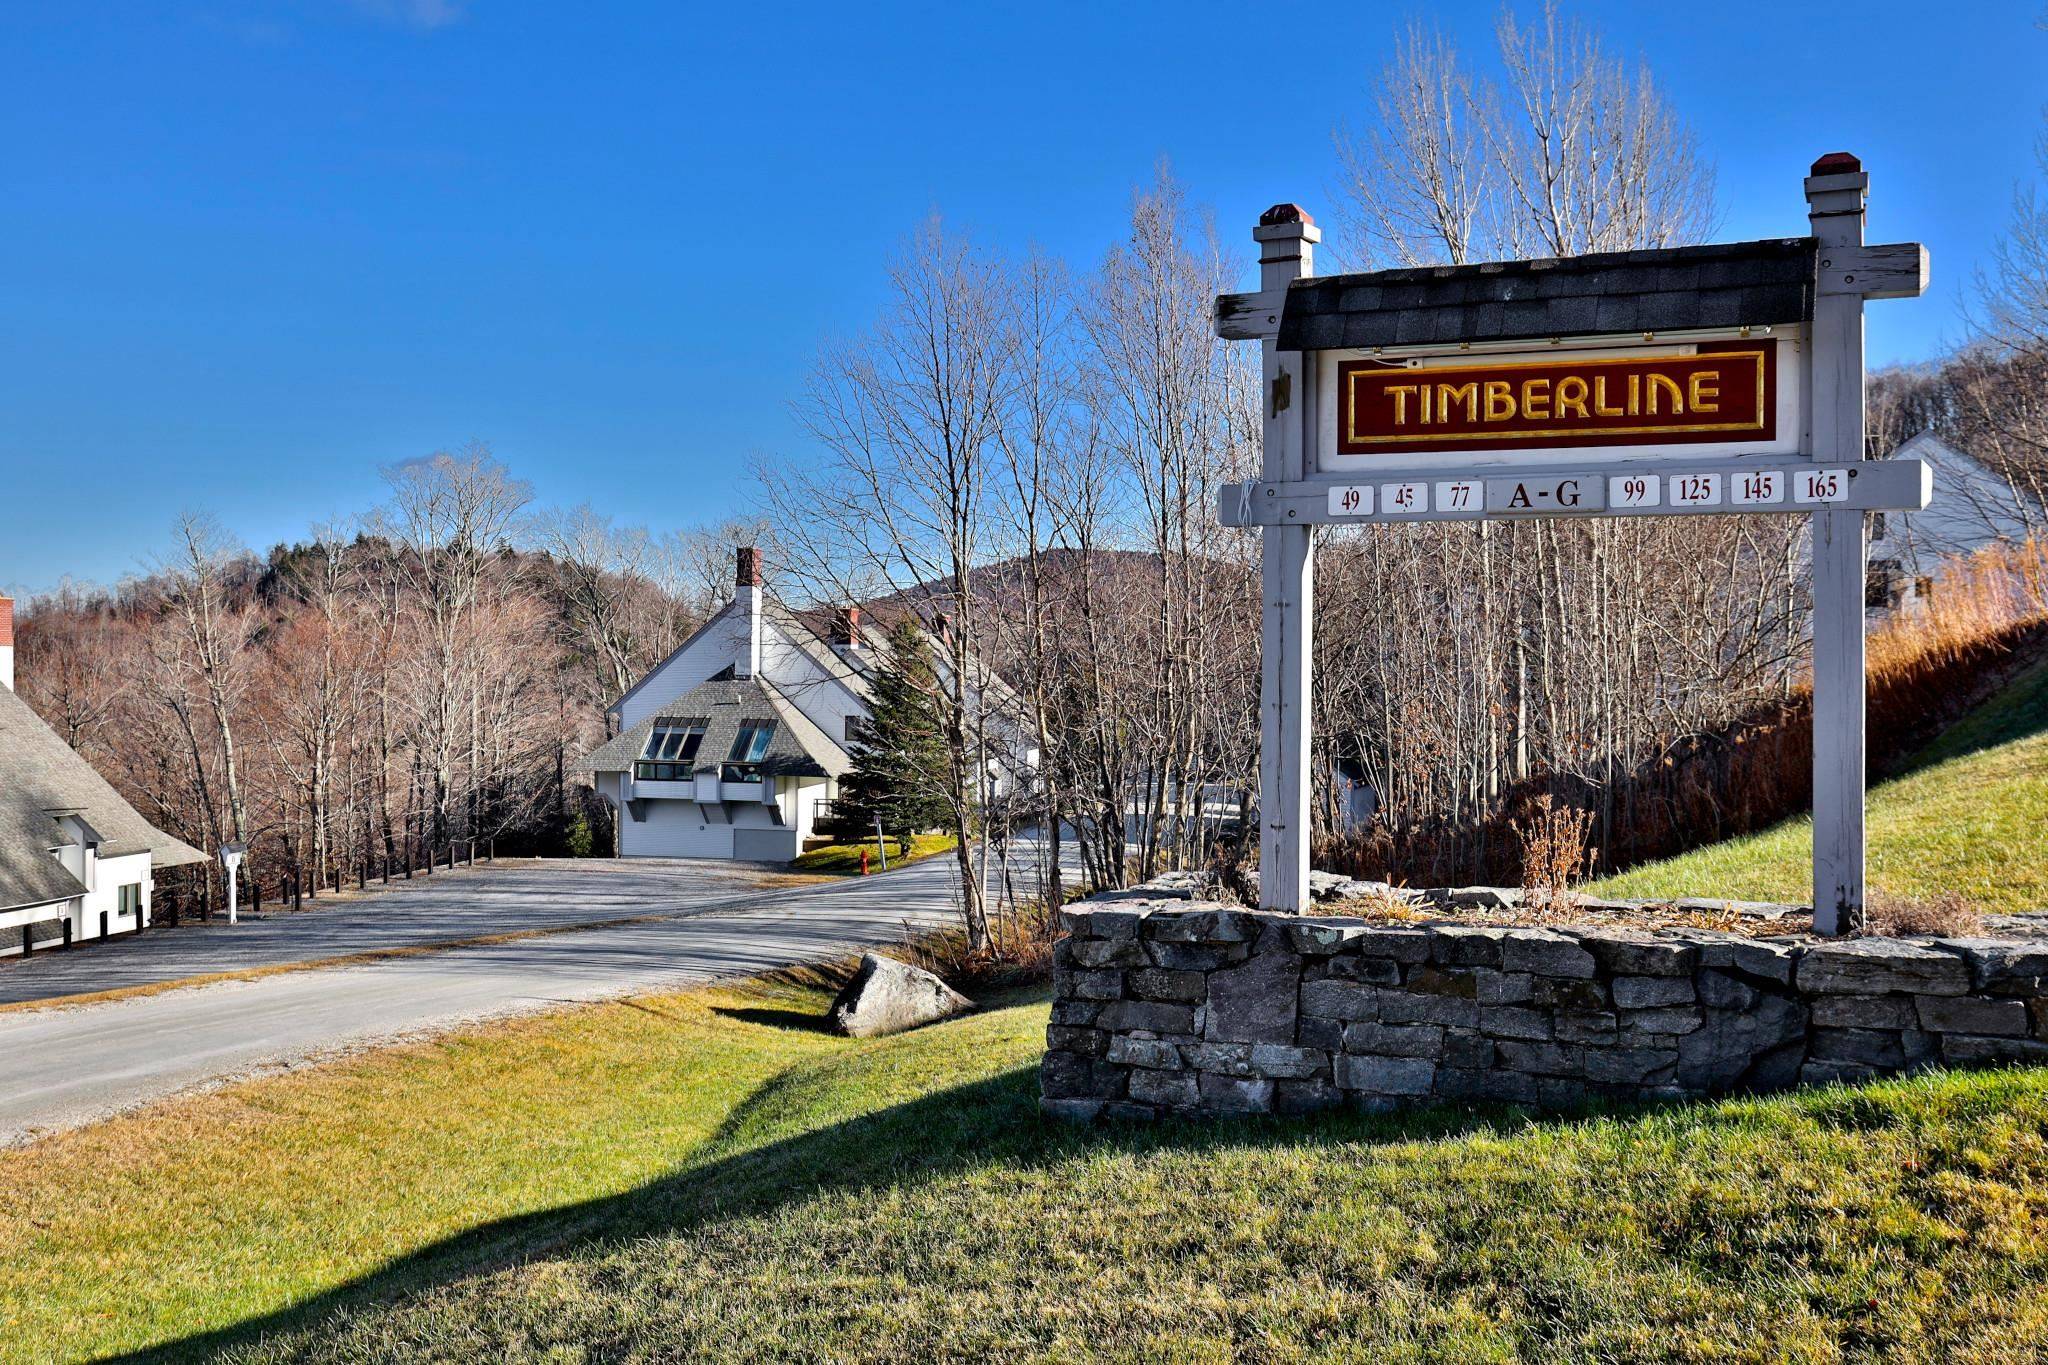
[860,848,870,876]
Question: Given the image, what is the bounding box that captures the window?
[729,721,775,763]
[637,718,707,780]
[845,716,870,745]
[117,884,141,917]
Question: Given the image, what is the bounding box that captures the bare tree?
[1333,1,1714,268]
[371,443,532,850]
[776,217,1016,950]
[155,513,256,845]
[533,505,654,706]
[1334,24,1489,267]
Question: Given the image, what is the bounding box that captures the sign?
[1288,460,1924,527]
[1338,343,1775,457]
[1217,156,1932,936]
[1485,474,1604,515]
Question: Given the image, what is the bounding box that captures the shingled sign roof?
[1276,238,1818,353]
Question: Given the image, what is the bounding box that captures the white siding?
[759,620,866,748]
[779,776,832,841]
[616,606,865,757]
[617,603,741,733]
[1872,433,2042,579]
[0,897,72,936]
[76,850,150,941]
[619,802,737,859]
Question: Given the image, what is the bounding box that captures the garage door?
[621,802,736,859]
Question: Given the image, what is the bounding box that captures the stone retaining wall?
[1041,901,2048,1120]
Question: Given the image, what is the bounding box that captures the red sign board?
[1337,343,1776,457]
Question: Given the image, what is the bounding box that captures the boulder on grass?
[828,953,973,1038]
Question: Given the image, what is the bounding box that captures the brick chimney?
[733,547,763,678]
[0,595,13,692]
[832,604,862,659]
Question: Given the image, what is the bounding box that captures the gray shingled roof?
[580,673,851,780]
[1277,238,1817,352]
[0,684,206,914]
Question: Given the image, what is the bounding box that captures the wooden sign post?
[1219,155,1929,933]
[1806,154,1874,936]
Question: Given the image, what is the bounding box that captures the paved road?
[0,856,972,1145]
[0,857,792,1006]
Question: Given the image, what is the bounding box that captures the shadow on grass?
[1890,640,2048,779]
[710,1004,834,1032]
[129,1051,1976,1363]
[132,1057,1623,1362]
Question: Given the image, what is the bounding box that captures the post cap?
[1259,203,1315,227]
[1810,152,1862,175]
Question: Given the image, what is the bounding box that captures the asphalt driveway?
[0,855,972,1144]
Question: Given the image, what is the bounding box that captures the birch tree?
[779,218,1014,950]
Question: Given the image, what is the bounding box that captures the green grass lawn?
[9,966,2048,1362]
[1592,653,2048,911]
[791,831,958,874]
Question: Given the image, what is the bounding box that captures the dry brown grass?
[1323,539,2048,890]
[1867,537,2048,685]
[1865,887,1985,938]
[897,903,1061,993]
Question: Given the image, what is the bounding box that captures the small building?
[582,548,1035,863]
[0,596,206,957]
[580,548,871,862]
[1868,431,2045,610]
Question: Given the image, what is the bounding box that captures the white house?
[0,596,206,958]
[582,548,1037,863]
[1868,431,2045,610]
[578,549,852,861]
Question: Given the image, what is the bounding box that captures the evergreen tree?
[822,618,952,854]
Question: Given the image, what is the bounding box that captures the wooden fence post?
[1806,153,1871,936]
[1253,203,1319,913]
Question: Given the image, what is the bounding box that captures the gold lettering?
[1521,378,1552,421]
[1437,381,1479,423]
[1555,376,1589,419]
[1420,383,1433,425]
[1387,384,1415,424]
[1628,374,1641,414]
[1593,375,1624,417]
[1484,380,1516,422]
[1648,373,1684,416]
[1689,370,1721,413]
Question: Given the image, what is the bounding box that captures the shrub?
[1514,793,1598,920]
[564,811,595,859]
[1865,887,1983,937]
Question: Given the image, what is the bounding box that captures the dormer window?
[636,718,707,781]
[729,721,775,763]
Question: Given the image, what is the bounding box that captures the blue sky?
[2,0,2042,594]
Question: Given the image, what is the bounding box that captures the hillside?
[2,970,2035,1361]
[1592,652,2048,911]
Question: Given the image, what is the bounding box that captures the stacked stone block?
[1041,901,2048,1121]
